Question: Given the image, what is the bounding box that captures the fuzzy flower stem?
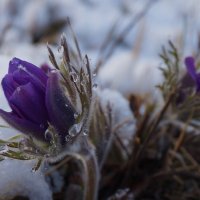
[83,144,99,200]
[47,139,99,200]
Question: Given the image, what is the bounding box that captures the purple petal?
[9,82,48,125]
[12,69,32,85]
[1,74,19,100]
[46,72,75,139]
[9,57,48,86]
[185,57,200,92]
[12,68,46,93]
[185,57,196,80]
[40,63,52,75]
[0,109,47,141]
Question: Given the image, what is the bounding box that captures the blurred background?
[0,0,199,56]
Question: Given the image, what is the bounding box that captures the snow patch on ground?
[97,51,163,102]
[0,159,52,200]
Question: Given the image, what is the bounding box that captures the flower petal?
[9,82,48,125]
[12,68,46,93]
[0,109,47,141]
[46,72,75,140]
[40,63,52,75]
[9,57,48,86]
[185,57,200,92]
[185,57,196,80]
[12,69,33,85]
[1,74,19,100]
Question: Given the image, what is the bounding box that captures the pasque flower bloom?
[185,56,200,92]
[0,58,75,143]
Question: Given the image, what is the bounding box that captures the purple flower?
[0,58,75,143]
[40,63,52,75]
[185,56,200,92]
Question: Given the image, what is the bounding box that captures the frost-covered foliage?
[95,88,136,150]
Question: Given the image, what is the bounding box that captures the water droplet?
[18,139,34,152]
[81,79,86,86]
[18,65,26,71]
[16,87,21,92]
[11,60,18,65]
[93,83,98,88]
[40,124,45,129]
[74,113,78,119]
[69,123,81,137]
[31,168,36,173]
[58,46,63,53]
[51,69,57,73]
[65,135,72,142]
[18,139,26,152]
[65,104,68,107]
[58,46,64,59]
[69,125,78,137]
[70,72,78,83]
[45,129,54,141]
[115,188,130,199]
[93,73,96,77]
[83,130,88,136]
[0,145,8,153]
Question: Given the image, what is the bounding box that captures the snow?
[0,159,52,200]
[97,51,163,102]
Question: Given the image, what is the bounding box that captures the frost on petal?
[9,57,48,86]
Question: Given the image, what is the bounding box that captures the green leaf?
[1,150,35,160]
